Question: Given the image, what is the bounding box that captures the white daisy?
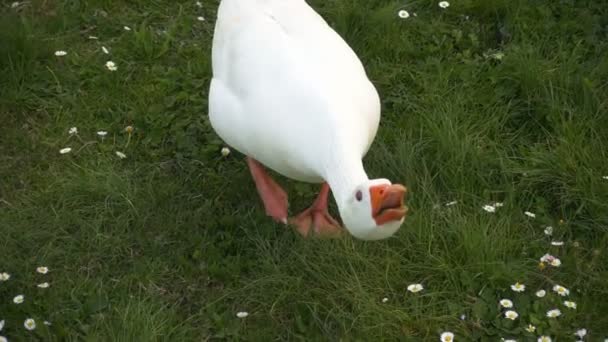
[482,204,496,213]
[546,309,561,318]
[68,127,78,135]
[538,337,551,342]
[544,226,553,235]
[551,241,564,246]
[524,211,536,218]
[37,282,50,288]
[460,314,466,320]
[407,283,424,293]
[574,329,587,338]
[36,266,48,274]
[221,147,231,157]
[197,16,205,21]
[381,297,388,303]
[553,284,570,296]
[123,26,131,31]
[511,282,525,292]
[24,318,36,331]
[0,272,10,281]
[101,46,109,54]
[525,324,536,332]
[236,311,249,318]
[438,1,450,8]
[54,50,67,57]
[398,10,410,19]
[499,299,513,308]
[105,61,117,71]
[535,289,546,298]
[13,294,24,304]
[59,147,72,154]
[502,339,516,342]
[97,131,108,137]
[125,125,134,133]
[115,151,127,159]
[440,332,454,342]
[603,176,608,180]
[563,301,576,309]
[504,310,518,320]
[549,258,561,267]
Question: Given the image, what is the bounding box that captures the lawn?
[1,0,608,340]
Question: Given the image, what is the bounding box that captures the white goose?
[209,0,408,240]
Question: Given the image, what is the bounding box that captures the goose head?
[338,178,408,240]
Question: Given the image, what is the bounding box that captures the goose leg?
[246,157,289,224]
[289,183,343,238]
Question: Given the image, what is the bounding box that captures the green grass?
[1,0,608,340]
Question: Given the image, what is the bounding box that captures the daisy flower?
[197,16,205,21]
[546,309,561,318]
[105,61,117,71]
[0,272,9,281]
[398,10,410,19]
[482,204,496,213]
[221,147,231,157]
[524,211,536,218]
[37,282,50,288]
[13,294,24,304]
[538,337,551,342]
[535,289,546,298]
[499,299,513,308]
[125,125,134,134]
[603,176,608,180]
[553,284,570,296]
[59,147,72,154]
[97,131,108,137]
[438,1,450,8]
[574,329,587,338]
[502,339,516,342]
[381,297,388,303]
[504,310,518,320]
[544,226,553,235]
[123,26,131,31]
[549,258,561,267]
[551,241,564,246]
[440,332,454,342]
[115,151,127,159]
[54,50,67,57]
[236,311,249,318]
[511,282,525,292]
[36,266,49,274]
[24,318,36,331]
[407,283,424,293]
[101,46,109,54]
[525,324,536,333]
[563,301,577,309]
[68,127,78,135]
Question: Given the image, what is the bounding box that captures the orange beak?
[370,184,408,226]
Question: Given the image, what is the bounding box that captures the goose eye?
[355,190,363,202]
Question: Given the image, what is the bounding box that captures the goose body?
[209,0,408,240]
